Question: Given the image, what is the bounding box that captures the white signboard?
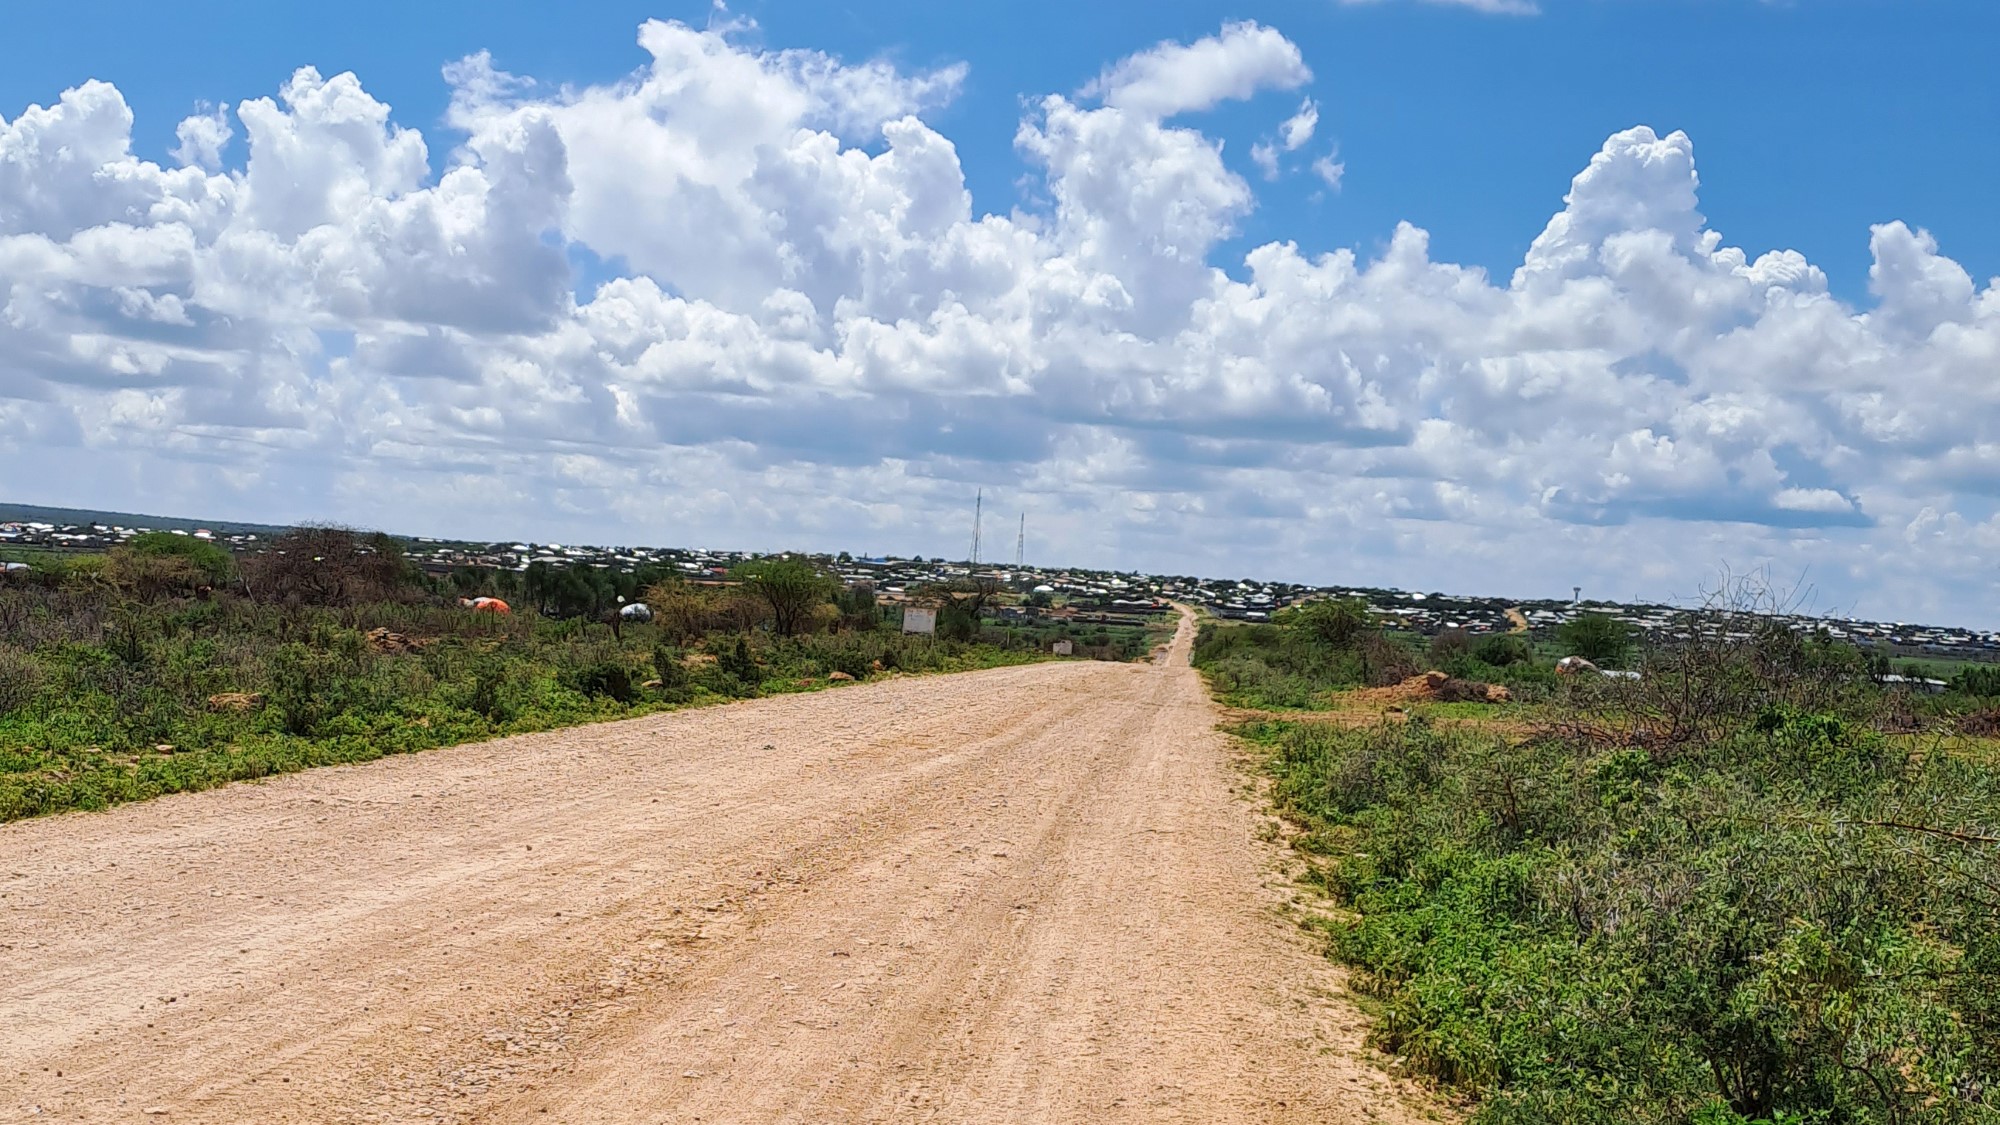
[902,606,937,635]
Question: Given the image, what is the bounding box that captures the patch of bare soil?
[1352,670,1511,706]
[1953,709,2000,737]
[364,626,424,653]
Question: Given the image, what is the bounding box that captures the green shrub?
[1950,663,2000,698]
[653,644,689,690]
[1558,613,1632,667]
[718,636,759,683]
[697,667,758,699]
[1430,628,1474,666]
[937,603,978,642]
[1195,617,1456,707]
[1472,633,1532,667]
[821,644,873,680]
[1284,597,1374,649]
[467,655,512,720]
[651,644,696,704]
[564,660,635,704]
[1256,710,2000,1124]
[1204,653,1326,709]
[266,642,369,736]
[104,609,150,666]
[127,531,234,585]
[0,647,44,715]
[51,554,112,591]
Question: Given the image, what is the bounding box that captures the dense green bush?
[1473,633,1533,667]
[0,646,44,714]
[821,644,874,680]
[1951,663,2000,698]
[1285,597,1375,649]
[1430,628,1474,666]
[265,642,324,736]
[937,602,979,642]
[466,654,512,720]
[652,644,691,690]
[1194,616,1544,708]
[564,659,636,704]
[1193,621,1367,707]
[126,530,234,585]
[1558,612,1634,667]
[695,666,758,699]
[1255,695,2000,1123]
[718,635,759,682]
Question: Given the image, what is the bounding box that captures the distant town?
[4,503,1996,667]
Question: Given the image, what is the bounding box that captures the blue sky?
[7,0,1994,301]
[3,1,1999,622]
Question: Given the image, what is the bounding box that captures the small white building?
[902,606,937,635]
[1051,639,1074,656]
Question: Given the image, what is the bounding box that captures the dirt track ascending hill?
[1,611,1431,1124]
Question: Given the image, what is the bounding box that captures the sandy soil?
[2,609,1436,1124]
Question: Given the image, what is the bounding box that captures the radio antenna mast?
[969,489,983,565]
[1015,513,1025,568]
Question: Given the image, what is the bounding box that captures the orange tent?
[459,596,512,615]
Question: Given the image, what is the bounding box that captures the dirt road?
[2,610,1429,1124]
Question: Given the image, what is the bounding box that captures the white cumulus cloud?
[1252,99,1322,180]
[171,105,232,170]
[1280,99,1319,150]
[1312,150,1346,190]
[1085,21,1310,119]
[1,21,1997,624]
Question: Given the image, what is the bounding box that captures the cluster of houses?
[5,511,1999,668]
[1,519,198,552]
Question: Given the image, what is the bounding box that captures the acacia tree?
[733,557,836,636]
[914,577,1003,641]
[104,549,206,601]
[916,576,1002,616]
[1560,612,1634,666]
[244,525,410,607]
[1285,597,1374,650]
[126,531,234,586]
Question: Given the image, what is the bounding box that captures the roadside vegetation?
[1217,595,2000,1122]
[1193,598,1572,711]
[0,528,1148,822]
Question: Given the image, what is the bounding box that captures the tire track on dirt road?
[2,609,1434,1124]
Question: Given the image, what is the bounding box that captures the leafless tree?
[243,525,411,607]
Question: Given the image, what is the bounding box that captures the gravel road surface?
[2,610,1430,1123]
